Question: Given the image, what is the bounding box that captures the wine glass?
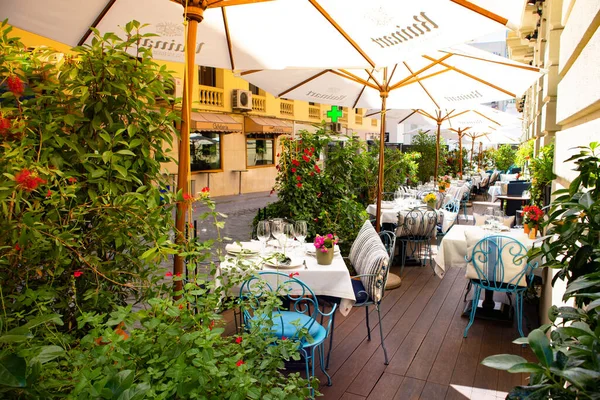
[256,220,270,255]
[283,223,295,255]
[270,219,284,249]
[294,220,307,255]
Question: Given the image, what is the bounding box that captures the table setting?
[218,219,356,316]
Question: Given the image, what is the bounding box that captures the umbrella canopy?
[4,0,527,70]
[4,0,532,269]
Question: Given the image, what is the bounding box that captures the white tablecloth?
[220,245,356,316]
[433,225,534,279]
[366,200,420,224]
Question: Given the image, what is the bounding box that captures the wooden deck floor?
[313,265,535,400]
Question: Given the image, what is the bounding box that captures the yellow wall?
[10,26,380,197]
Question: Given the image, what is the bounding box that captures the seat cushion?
[349,220,389,302]
[250,311,326,346]
[351,278,371,304]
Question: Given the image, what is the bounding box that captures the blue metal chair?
[397,207,438,275]
[459,183,472,224]
[463,236,537,338]
[239,271,336,395]
[436,198,460,246]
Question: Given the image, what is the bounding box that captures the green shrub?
[493,144,517,171]
[410,131,448,182]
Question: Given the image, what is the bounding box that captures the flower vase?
[316,248,334,265]
[528,226,538,239]
[524,224,530,234]
[427,200,436,209]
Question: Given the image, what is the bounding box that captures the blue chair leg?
[318,343,332,386]
[376,304,389,365]
[464,285,480,338]
[516,291,525,338]
[301,347,313,397]
[365,306,371,340]
[310,346,316,395]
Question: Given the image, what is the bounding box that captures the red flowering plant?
[0,23,312,398]
[522,205,544,228]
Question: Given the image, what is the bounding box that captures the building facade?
[507,0,600,320]
[11,26,380,197]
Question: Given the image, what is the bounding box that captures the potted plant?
[438,175,451,192]
[522,205,543,238]
[424,192,437,209]
[313,233,338,265]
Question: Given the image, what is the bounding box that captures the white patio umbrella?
[240,42,542,230]
[366,105,522,178]
[4,0,530,274]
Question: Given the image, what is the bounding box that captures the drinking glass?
[283,223,295,254]
[270,219,284,248]
[294,220,307,254]
[256,220,270,255]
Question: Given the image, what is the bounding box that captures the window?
[246,134,275,167]
[190,132,221,171]
[198,66,216,87]
[249,83,260,95]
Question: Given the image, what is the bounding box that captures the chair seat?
[250,312,327,347]
[351,278,372,304]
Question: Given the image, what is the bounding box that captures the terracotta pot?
[524,225,530,234]
[316,248,334,265]
[529,227,538,239]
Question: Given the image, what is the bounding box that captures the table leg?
[462,289,513,322]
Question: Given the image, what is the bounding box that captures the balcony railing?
[280,99,294,116]
[309,106,321,120]
[371,119,378,127]
[252,95,266,113]
[355,115,363,125]
[198,85,224,108]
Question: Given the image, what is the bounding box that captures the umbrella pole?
[174,3,206,295]
[470,139,475,166]
[458,129,463,179]
[375,93,388,233]
[434,119,441,182]
[478,141,483,169]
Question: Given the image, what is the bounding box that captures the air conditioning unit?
[232,89,252,111]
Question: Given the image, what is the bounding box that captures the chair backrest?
[436,192,445,209]
[507,181,531,196]
[397,207,438,239]
[466,235,536,290]
[239,271,325,342]
[375,230,396,300]
[443,198,460,214]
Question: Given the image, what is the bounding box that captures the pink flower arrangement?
[314,233,338,253]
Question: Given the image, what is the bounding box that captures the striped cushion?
[349,220,389,302]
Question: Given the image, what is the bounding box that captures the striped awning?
[245,116,293,135]
[191,112,242,133]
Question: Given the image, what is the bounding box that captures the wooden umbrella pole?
[470,138,475,166]
[174,1,206,295]
[478,141,483,169]
[375,92,388,233]
[458,129,463,179]
[434,117,441,182]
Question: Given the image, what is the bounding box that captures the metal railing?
[198,85,224,108]
[309,106,321,120]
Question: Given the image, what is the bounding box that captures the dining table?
[218,241,356,316]
[434,225,539,321]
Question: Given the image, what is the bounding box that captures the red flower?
[276,165,280,170]
[7,76,24,97]
[15,169,46,192]
[296,183,302,188]
[201,186,209,193]
[282,336,287,341]
[236,360,245,367]
[73,270,83,278]
[209,320,215,330]
[165,271,173,277]
[311,147,315,152]
[310,172,314,177]
[288,272,299,278]
[178,304,184,309]
[276,153,280,157]
[317,192,322,198]
[269,189,275,196]
[313,218,318,222]
[314,164,321,173]
[46,190,52,198]
[292,159,300,167]
[296,175,301,181]
[235,336,243,344]
[302,155,310,163]
[0,117,11,135]
[68,177,77,183]
[183,193,193,201]
[291,168,296,173]
[175,272,182,277]
[14,244,21,251]
[304,148,310,155]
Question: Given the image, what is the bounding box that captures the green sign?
[326,106,343,123]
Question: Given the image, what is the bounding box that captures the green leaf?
[114,165,128,178]
[31,345,64,364]
[578,192,593,209]
[507,362,545,374]
[106,370,134,397]
[551,367,600,389]
[117,383,150,400]
[0,354,26,387]
[7,314,63,335]
[528,329,553,368]
[0,335,30,343]
[481,354,527,370]
[116,149,136,156]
